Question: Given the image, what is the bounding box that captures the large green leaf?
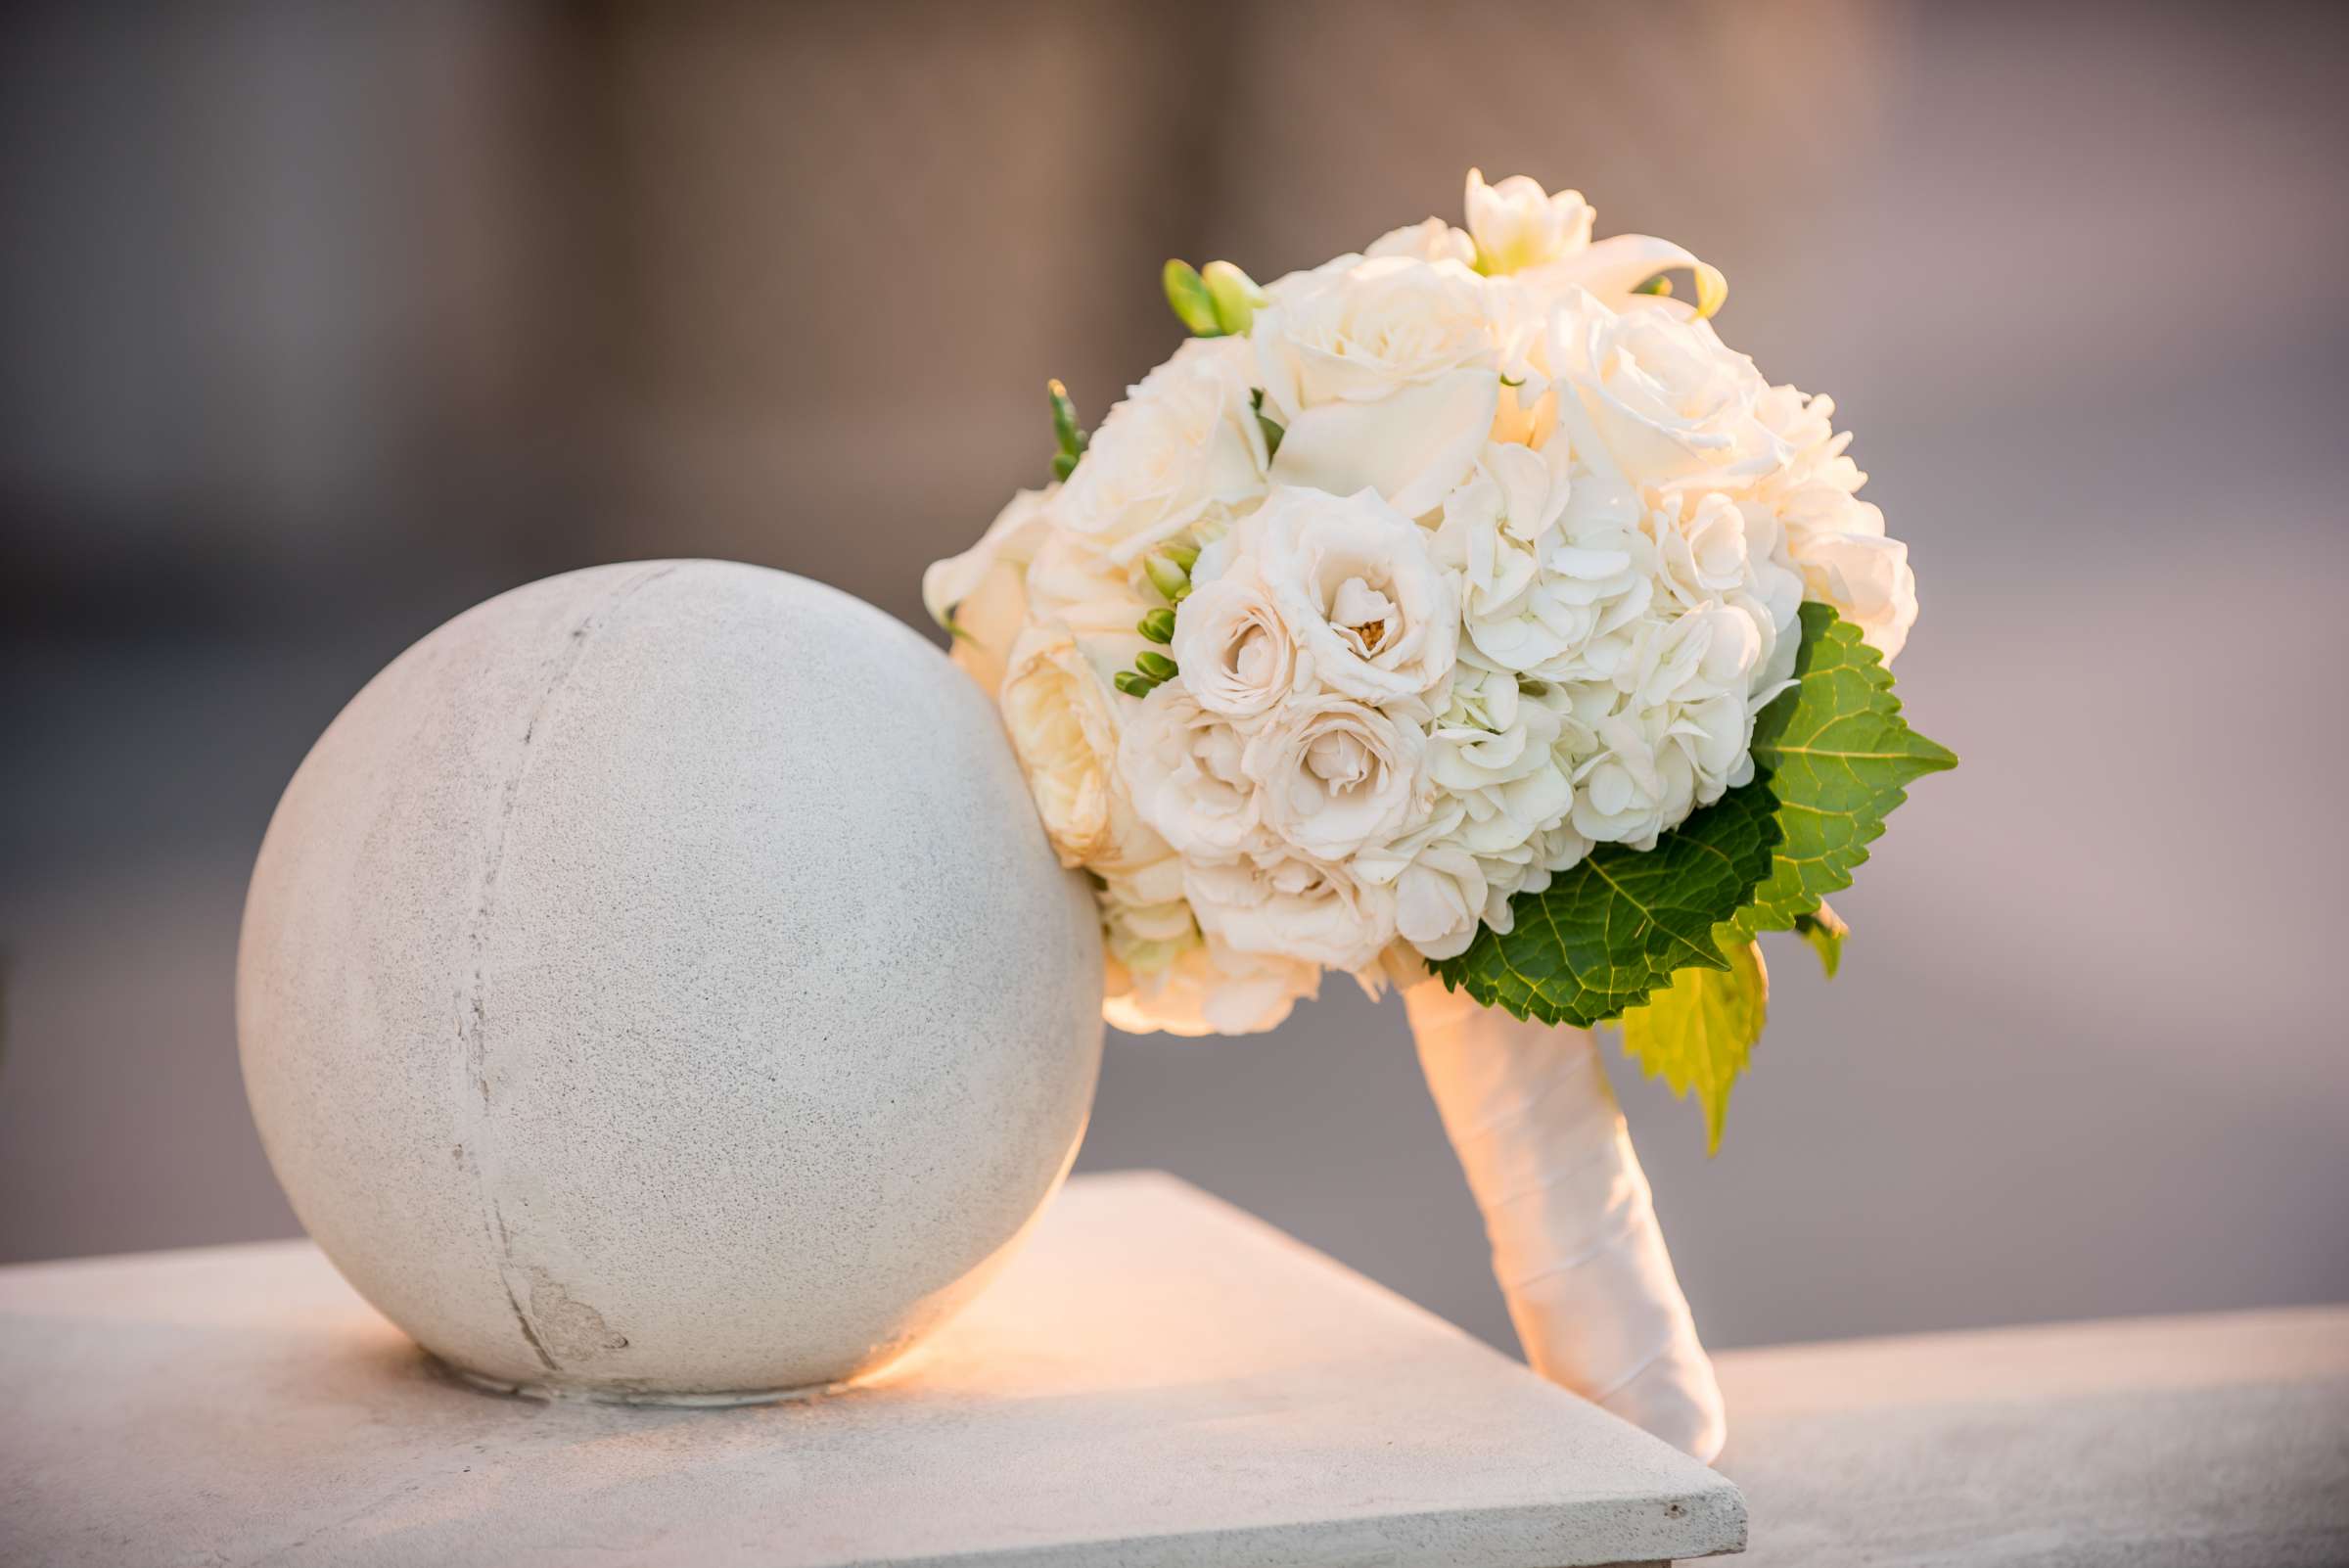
[1428,603,1954,1034]
[1725,603,1958,943]
[1618,939,1769,1155]
[1427,781,1779,1028]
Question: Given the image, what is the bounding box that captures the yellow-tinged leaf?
[1618,940,1768,1154]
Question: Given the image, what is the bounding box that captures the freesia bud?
[1201,260,1267,336]
[1464,168,1595,276]
[1144,552,1191,601]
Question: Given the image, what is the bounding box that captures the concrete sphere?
[238,561,1103,1403]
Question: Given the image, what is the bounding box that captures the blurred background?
[4,0,2346,1359]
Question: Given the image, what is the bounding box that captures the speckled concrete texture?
[236,561,1104,1400]
[0,1174,1742,1568]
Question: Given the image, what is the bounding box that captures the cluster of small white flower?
[925,172,1917,1036]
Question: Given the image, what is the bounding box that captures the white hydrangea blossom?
[926,171,1919,1035]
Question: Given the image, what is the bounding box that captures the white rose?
[1254,254,1494,415]
[1118,687,1268,858]
[1464,169,1594,276]
[998,623,1167,871]
[1550,291,1782,489]
[1366,216,1476,267]
[1254,254,1500,516]
[1267,369,1501,519]
[1170,566,1296,718]
[922,486,1053,693]
[1184,851,1397,973]
[1243,692,1430,861]
[1247,485,1458,702]
[1058,343,1267,564]
[1103,931,1320,1038]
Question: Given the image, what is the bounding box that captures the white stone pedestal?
[0,1171,1744,1567]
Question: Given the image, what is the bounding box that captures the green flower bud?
[1134,651,1178,682]
[1113,669,1160,699]
[1201,260,1267,336]
[1161,259,1222,336]
[1160,540,1200,571]
[1143,552,1190,601]
[1137,607,1176,644]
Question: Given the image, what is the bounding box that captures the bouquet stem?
[1405,978,1727,1461]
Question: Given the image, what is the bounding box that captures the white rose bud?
[1119,687,1268,859]
[1244,693,1430,861]
[1171,567,1297,718]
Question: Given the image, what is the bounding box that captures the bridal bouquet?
[926,172,1953,1459]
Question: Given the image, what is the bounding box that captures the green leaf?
[1793,901,1848,980]
[1427,603,1952,1034]
[1724,603,1958,945]
[1162,259,1223,336]
[1249,388,1285,459]
[1618,939,1768,1155]
[1427,784,1781,1029]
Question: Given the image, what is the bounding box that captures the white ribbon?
[1405,978,1727,1460]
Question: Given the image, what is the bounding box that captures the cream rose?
[1248,486,1458,702]
[922,486,1053,693]
[1243,692,1430,861]
[998,623,1166,870]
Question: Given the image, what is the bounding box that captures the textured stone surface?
[0,1171,1744,1568]
[1716,1307,2349,1566]
[236,560,1104,1400]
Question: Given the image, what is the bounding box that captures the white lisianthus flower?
[1366,216,1477,267]
[1170,567,1297,718]
[1247,486,1458,702]
[1184,851,1398,973]
[998,623,1168,871]
[1058,342,1267,565]
[1243,692,1431,861]
[1118,687,1268,859]
[922,485,1054,694]
[1550,291,1783,490]
[1464,168,1594,276]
